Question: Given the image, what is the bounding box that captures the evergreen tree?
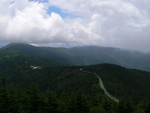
[89,105,106,113]
[68,92,89,113]
[118,101,133,113]
[103,101,112,113]
[44,93,60,113]
[27,85,42,113]
[145,102,150,113]
[0,78,10,113]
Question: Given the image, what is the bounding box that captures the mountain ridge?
[1,43,150,71]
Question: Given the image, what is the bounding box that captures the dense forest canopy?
[0,44,150,113]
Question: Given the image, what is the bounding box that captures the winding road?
[81,69,119,103]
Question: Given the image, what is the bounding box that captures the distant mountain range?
[1,43,150,71]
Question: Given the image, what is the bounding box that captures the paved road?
[82,69,119,103]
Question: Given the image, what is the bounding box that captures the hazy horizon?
[1,42,150,54]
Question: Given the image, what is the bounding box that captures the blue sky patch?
[47,6,75,18]
[29,0,75,18]
[29,0,74,18]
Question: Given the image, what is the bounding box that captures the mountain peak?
[2,43,35,49]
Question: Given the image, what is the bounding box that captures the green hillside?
[0,44,150,113]
[84,64,150,100]
[3,43,150,72]
[1,61,150,100]
[0,45,65,68]
[0,60,150,112]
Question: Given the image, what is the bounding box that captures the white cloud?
[49,0,150,51]
[0,0,105,45]
[0,0,150,51]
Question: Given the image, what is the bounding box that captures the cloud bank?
[0,0,150,51]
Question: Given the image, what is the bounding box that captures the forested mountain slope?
[0,43,150,113]
[2,43,150,71]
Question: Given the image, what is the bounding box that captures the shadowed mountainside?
[1,43,150,71]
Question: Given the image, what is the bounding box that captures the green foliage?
[118,101,133,113]
[2,43,150,71]
[89,105,106,113]
[85,64,150,100]
[145,102,150,113]
[68,92,89,113]
[0,44,150,112]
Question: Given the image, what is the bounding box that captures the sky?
[0,0,150,52]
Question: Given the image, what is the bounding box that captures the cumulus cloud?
[0,0,150,51]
